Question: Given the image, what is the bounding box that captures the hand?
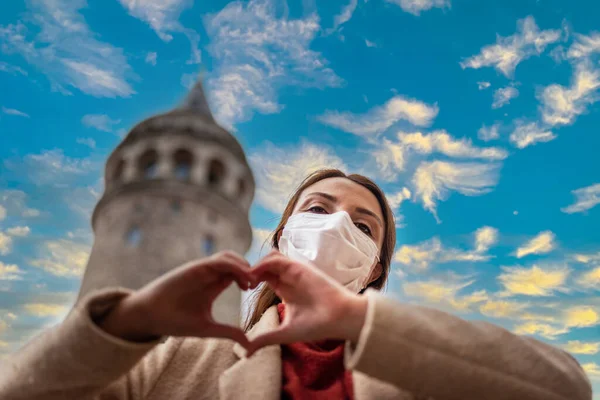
[246,251,368,356]
[98,251,257,349]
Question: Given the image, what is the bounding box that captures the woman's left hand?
[246,250,368,356]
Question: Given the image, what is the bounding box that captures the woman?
[0,169,591,400]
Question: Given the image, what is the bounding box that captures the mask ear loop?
[359,256,381,294]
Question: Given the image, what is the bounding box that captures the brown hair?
[244,168,396,331]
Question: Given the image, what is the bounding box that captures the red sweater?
[277,303,355,400]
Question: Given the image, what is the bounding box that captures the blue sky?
[1,0,599,393]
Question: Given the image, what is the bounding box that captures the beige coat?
[0,288,592,400]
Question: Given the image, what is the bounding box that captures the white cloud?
[539,61,600,126]
[582,363,600,379]
[562,183,600,214]
[576,266,600,290]
[395,226,498,270]
[61,60,135,97]
[397,130,508,160]
[371,130,506,192]
[81,114,121,132]
[24,303,69,318]
[318,95,438,136]
[0,61,27,76]
[395,237,442,270]
[498,264,569,296]
[509,121,556,149]
[208,65,282,130]
[330,0,358,32]
[567,32,600,60]
[76,137,96,149]
[412,160,501,221]
[513,321,569,340]
[0,205,5,221]
[31,239,90,277]
[249,141,347,213]
[474,226,499,253]
[573,252,600,264]
[0,1,135,97]
[145,52,157,66]
[386,187,411,210]
[492,86,519,109]
[6,226,30,237]
[460,16,561,77]
[386,0,450,16]
[563,341,600,355]
[118,0,200,64]
[118,0,189,41]
[478,123,500,141]
[371,138,407,180]
[205,0,342,130]
[0,261,23,280]
[1,106,29,118]
[0,190,40,218]
[0,233,12,255]
[564,306,600,328]
[180,72,197,90]
[365,39,377,48]
[479,299,529,318]
[4,149,94,186]
[477,81,491,90]
[515,230,556,258]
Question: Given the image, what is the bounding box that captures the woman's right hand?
[97,251,256,349]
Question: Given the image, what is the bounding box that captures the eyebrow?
[303,192,384,227]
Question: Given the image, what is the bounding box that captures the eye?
[307,205,327,214]
[355,222,372,237]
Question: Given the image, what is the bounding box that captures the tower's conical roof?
[109,74,247,162]
[180,79,215,123]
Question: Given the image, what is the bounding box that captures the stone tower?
[77,78,254,327]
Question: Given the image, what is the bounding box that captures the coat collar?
[219,305,408,400]
[219,306,282,400]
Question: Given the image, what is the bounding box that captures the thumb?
[246,327,293,357]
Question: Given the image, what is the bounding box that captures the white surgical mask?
[278,211,380,293]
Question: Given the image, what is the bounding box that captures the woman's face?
[291,177,385,252]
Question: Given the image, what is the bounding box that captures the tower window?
[207,159,225,186]
[173,149,194,180]
[203,235,215,256]
[139,149,159,179]
[126,226,142,247]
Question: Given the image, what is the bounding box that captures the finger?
[251,254,289,279]
[215,250,251,269]
[252,257,303,288]
[205,258,255,290]
[205,323,251,350]
[246,327,294,357]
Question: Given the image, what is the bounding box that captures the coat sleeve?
[344,289,593,400]
[0,288,184,400]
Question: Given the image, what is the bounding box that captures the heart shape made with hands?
[211,250,366,357]
[98,250,361,350]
